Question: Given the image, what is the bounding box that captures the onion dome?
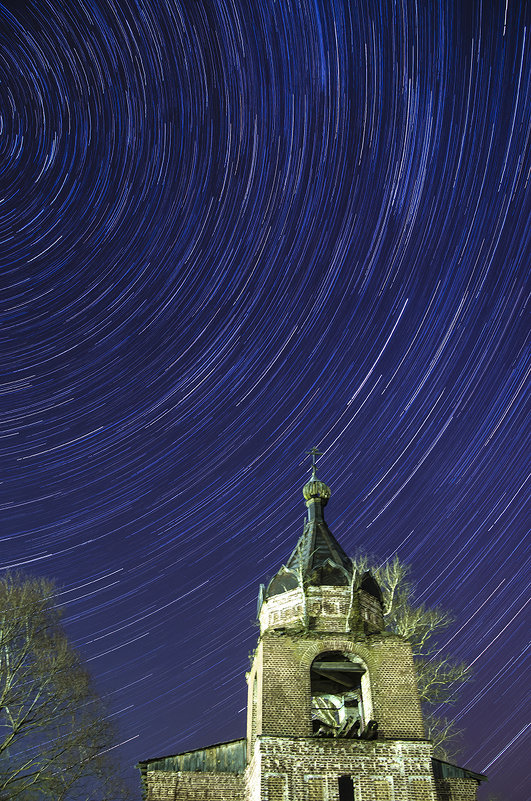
[303,476,331,504]
[302,462,332,523]
[264,456,353,599]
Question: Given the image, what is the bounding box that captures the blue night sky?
[2,1,529,798]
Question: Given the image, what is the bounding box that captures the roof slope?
[266,473,353,598]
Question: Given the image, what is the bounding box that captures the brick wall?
[249,631,424,741]
[145,749,481,801]
[145,770,244,800]
[247,642,265,758]
[260,586,355,634]
[364,638,425,738]
[358,590,384,633]
[248,735,438,800]
[259,633,312,737]
[244,746,261,801]
[434,778,481,801]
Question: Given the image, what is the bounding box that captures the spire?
[265,451,353,598]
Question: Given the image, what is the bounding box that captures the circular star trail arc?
[1,0,529,798]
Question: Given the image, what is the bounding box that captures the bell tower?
[245,457,437,800]
[139,454,487,801]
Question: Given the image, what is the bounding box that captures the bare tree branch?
[423,713,464,762]
[0,572,133,801]
[352,555,471,758]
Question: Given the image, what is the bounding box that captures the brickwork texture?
[145,770,244,800]
[434,778,481,801]
[249,631,425,741]
[247,735,438,800]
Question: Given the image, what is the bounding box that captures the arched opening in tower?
[310,651,366,738]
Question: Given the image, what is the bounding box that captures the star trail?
[1,0,529,798]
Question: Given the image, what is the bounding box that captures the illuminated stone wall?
[248,631,425,742]
[246,736,438,800]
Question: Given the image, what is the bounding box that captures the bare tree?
[354,555,470,759]
[0,573,132,801]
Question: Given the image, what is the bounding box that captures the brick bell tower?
[139,454,486,800]
[244,455,483,801]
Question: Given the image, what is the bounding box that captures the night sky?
[2,0,529,798]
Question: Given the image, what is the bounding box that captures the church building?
[139,461,486,800]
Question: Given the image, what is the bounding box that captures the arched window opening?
[310,651,366,738]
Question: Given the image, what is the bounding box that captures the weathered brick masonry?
[145,770,244,800]
[139,470,485,800]
[433,778,480,801]
[248,736,437,800]
[249,632,425,742]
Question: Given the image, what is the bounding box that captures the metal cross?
[306,446,323,477]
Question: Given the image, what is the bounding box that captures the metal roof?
[265,476,353,598]
[138,738,247,794]
[432,757,487,783]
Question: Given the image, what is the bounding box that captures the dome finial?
[303,447,331,510]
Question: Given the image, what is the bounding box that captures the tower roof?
[265,457,353,598]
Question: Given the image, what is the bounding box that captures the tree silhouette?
[0,573,132,801]
[355,555,470,759]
